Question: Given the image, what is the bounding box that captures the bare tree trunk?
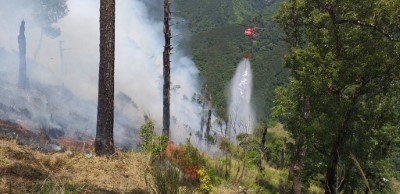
[325,153,338,194]
[291,136,305,194]
[225,151,229,179]
[325,139,344,194]
[200,85,207,132]
[18,20,29,89]
[281,137,287,169]
[33,29,43,62]
[59,40,66,88]
[95,0,115,156]
[259,127,267,171]
[206,94,212,140]
[200,101,206,132]
[162,0,172,137]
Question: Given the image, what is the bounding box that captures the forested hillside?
[1,0,398,193]
[173,0,288,120]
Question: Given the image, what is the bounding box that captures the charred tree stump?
[163,0,172,137]
[18,20,29,89]
[95,0,115,156]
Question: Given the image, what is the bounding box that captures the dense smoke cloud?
[0,0,208,148]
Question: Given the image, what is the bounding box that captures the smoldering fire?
[0,0,217,150]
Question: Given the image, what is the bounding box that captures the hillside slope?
[173,0,288,120]
[0,138,149,193]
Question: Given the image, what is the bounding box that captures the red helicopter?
[244,26,257,38]
[242,26,265,64]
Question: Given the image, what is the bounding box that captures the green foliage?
[197,169,214,193]
[140,119,168,157]
[256,171,289,193]
[219,137,232,153]
[274,0,400,192]
[182,138,207,170]
[35,0,69,38]
[205,133,216,144]
[32,178,76,194]
[174,0,288,119]
[151,161,181,194]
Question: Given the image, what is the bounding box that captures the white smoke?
[228,59,255,139]
[0,0,207,148]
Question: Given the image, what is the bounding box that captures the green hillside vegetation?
[174,0,288,120]
[0,120,316,194]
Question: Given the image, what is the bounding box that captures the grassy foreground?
[0,138,240,193]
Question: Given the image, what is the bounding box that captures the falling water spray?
[228,59,255,140]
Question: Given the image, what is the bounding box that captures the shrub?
[198,168,214,193]
[151,161,181,194]
[140,119,168,157]
[164,138,207,177]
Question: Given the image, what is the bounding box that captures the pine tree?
[95,0,115,156]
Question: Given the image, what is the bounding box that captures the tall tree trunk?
[95,0,115,156]
[325,152,338,194]
[162,0,172,137]
[281,137,287,169]
[200,101,206,132]
[259,127,267,171]
[33,29,43,62]
[325,134,346,194]
[59,40,65,88]
[18,20,29,89]
[291,136,305,194]
[200,85,207,132]
[206,94,212,140]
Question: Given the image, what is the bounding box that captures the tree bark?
[291,136,305,194]
[18,20,29,89]
[281,137,287,169]
[206,94,212,140]
[325,150,338,194]
[200,85,207,132]
[259,127,267,171]
[162,0,172,137]
[200,101,206,132]
[95,0,115,156]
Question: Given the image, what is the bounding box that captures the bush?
[198,168,214,193]
[164,138,207,177]
[140,119,168,157]
[151,161,181,194]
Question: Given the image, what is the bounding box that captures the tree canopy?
[274,0,400,193]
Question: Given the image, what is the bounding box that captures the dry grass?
[0,138,241,194]
[0,138,148,193]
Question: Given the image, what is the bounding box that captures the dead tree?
[162,0,172,137]
[200,85,207,132]
[95,0,115,156]
[259,127,267,171]
[18,20,29,89]
[206,94,212,140]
